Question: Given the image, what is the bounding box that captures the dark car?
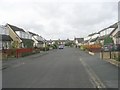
[102,44,120,52]
[102,44,114,52]
[114,44,120,51]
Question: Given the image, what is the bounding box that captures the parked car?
[114,44,120,51]
[103,45,109,51]
[58,45,64,49]
[102,45,113,52]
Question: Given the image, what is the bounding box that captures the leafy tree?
[104,36,114,45]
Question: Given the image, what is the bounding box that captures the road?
[2,47,118,88]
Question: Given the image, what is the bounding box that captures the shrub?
[52,44,58,49]
[39,47,49,51]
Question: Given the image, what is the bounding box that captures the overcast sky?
[0,0,119,40]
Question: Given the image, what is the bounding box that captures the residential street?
[2,47,118,88]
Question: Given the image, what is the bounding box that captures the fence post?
[100,51,103,59]
[110,51,111,59]
[16,49,18,58]
[102,51,103,59]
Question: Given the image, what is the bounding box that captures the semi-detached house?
[5,24,34,48]
[74,38,84,47]
[0,25,13,50]
[28,31,44,48]
[88,33,99,45]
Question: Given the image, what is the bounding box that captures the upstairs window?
[0,26,9,35]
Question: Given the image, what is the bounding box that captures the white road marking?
[80,58,106,88]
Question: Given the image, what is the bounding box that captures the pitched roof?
[84,40,89,43]
[37,41,44,44]
[28,31,38,36]
[114,31,120,38]
[109,27,118,36]
[75,38,84,43]
[90,37,99,42]
[21,38,34,42]
[108,22,118,28]
[98,22,119,33]
[34,37,44,42]
[7,24,25,32]
[98,35,109,40]
[1,35,13,41]
[88,33,98,36]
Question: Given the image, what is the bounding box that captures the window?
[0,26,9,35]
[25,33,28,39]
[28,34,32,39]
[17,32,30,39]
[16,31,21,37]
[34,36,37,40]
[22,32,25,38]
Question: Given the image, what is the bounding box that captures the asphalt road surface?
[2,47,118,88]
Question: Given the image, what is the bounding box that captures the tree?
[104,36,114,45]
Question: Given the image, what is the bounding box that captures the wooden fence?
[2,48,41,59]
[16,48,33,58]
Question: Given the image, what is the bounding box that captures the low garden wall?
[100,51,120,61]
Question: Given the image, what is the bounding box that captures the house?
[89,33,99,45]
[47,39,66,45]
[54,39,66,45]
[82,33,101,52]
[97,22,120,46]
[42,38,47,46]
[109,22,120,45]
[0,25,13,50]
[28,31,44,48]
[46,39,54,45]
[47,39,73,46]
[74,38,84,47]
[5,24,33,48]
[114,31,120,44]
[97,25,115,46]
[83,34,92,45]
[57,39,66,45]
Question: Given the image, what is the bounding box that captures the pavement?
[2,47,119,88]
[2,51,49,70]
[80,51,118,88]
[88,51,120,67]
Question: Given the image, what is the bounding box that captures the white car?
[58,45,64,49]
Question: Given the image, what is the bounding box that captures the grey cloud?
[0,1,118,40]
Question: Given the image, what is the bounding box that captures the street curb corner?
[89,52,95,56]
[104,59,120,67]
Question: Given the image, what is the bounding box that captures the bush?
[52,44,58,49]
[80,45,86,51]
[21,52,32,57]
[3,49,16,58]
[46,46,49,51]
[39,47,49,51]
